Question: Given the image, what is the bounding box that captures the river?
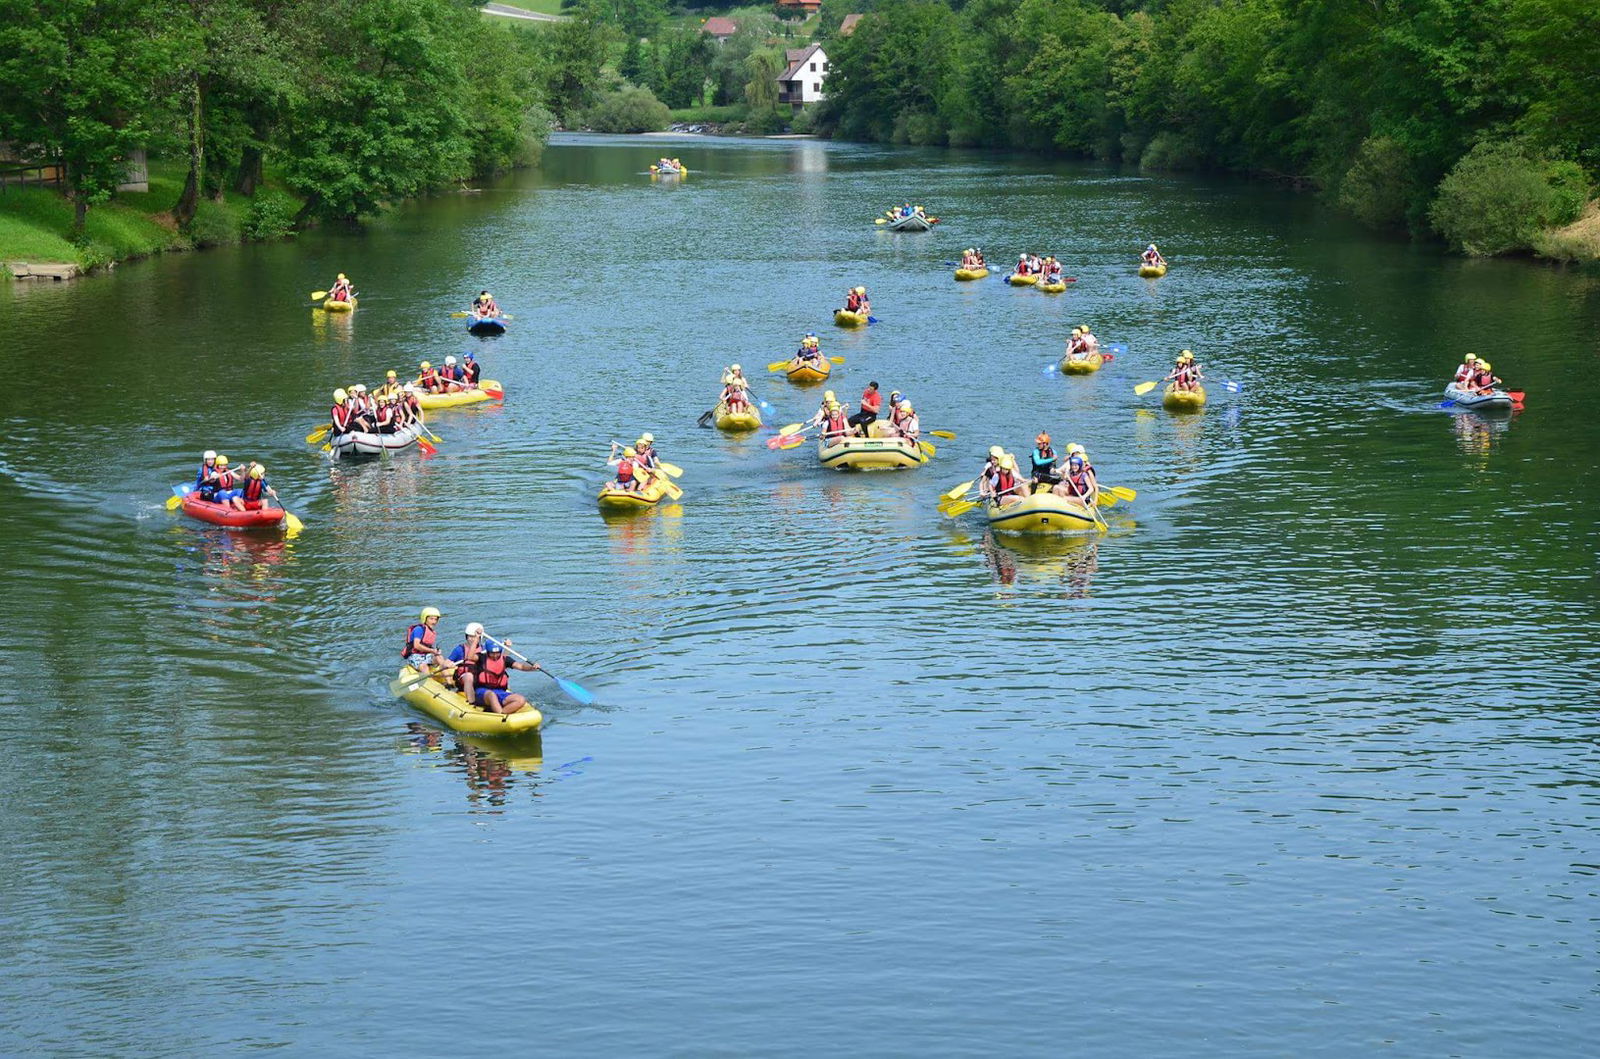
[2,133,1596,1055]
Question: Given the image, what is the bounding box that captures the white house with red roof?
[777,43,830,108]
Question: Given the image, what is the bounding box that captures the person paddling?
[634,433,661,474]
[1142,244,1165,268]
[403,607,446,671]
[417,360,443,394]
[891,400,920,445]
[194,450,219,495]
[328,273,354,303]
[607,445,647,493]
[977,445,1005,501]
[1053,453,1099,507]
[1029,432,1058,487]
[446,622,489,705]
[1466,359,1500,395]
[471,637,541,715]
[849,381,882,436]
[472,291,499,317]
[1454,353,1480,386]
[229,463,280,511]
[461,352,482,387]
[989,455,1028,508]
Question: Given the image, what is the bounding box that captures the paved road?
[482,3,564,22]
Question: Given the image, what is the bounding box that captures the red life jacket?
[1064,470,1091,496]
[402,623,435,658]
[825,410,847,435]
[464,361,481,384]
[845,293,861,311]
[419,370,439,390]
[995,469,1017,494]
[441,365,460,382]
[243,477,265,502]
[332,404,352,430]
[616,458,635,482]
[1473,369,1493,389]
[214,469,236,490]
[476,652,510,690]
[376,404,394,426]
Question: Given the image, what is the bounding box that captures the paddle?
[696,408,716,428]
[416,434,438,455]
[942,479,976,501]
[943,499,979,518]
[306,424,331,444]
[1134,381,1159,396]
[485,635,595,705]
[451,311,516,320]
[918,439,937,457]
[657,460,684,477]
[310,289,327,300]
[767,360,791,372]
[867,316,880,325]
[928,429,956,440]
[166,484,189,509]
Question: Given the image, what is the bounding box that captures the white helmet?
[445,356,457,366]
[464,622,484,636]
[731,363,741,372]
[203,450,217,460]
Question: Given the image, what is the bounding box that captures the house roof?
[779,43,825,82]
[702,17,738,37]
[838,14,863,36]
[777,0,822,9]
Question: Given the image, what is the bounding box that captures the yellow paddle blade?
[829,356,846,365]
[767,361,790,373]
[943,479,975,500]
[661,480,683,500]
[928,430,956,440]
[305,425,330,444]
[1097,493,1118,508]
[1134,381,1158,396]
[165,493,184,510]
[449,311,470,318]
[321,443,332,453]
[1108,485,1137,502]
[943,500,978,518]
[310,290,327,300]
[283,511,305,533]
[918,439,937,457]
[657,461,684,477]
[874,218,886,224]
[778,422,803,436]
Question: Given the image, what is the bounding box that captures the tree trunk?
[235,143,263,197]
[292,191,322,231]
[174,76,203,226]
[72,189,87,238]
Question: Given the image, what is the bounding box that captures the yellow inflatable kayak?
[415,379,503,410]
[391,666,543,734]
[1008,273,1040,286]
[834,308,869,328]
[598,475,674,512]
[1163,383,1206,411]
[985,492,1099,534]
[1058,352,1103,374]
[714,401,762,432]
[1139,263,1168,278]
[955,267,989,281]
[786,361,830,384]
[322,297,357,312]
[817,422,927,470]
[1038,280,1067,294]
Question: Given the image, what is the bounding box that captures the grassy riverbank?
[1,159,303,275]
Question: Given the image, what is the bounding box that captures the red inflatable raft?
[179,490,286,529]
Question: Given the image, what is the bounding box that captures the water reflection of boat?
[1449,405,1511,459]
[979,530,1100,597]
[399,723,544,809]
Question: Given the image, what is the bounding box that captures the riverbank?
[1,160,303,279]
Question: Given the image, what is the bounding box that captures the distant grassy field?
[483,0,566,17]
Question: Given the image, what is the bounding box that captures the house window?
[809,62,816,71]
[812,83,820,93]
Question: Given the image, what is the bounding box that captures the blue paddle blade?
[1439,400,1457,409]
[172,484,189,497]
[1223,381,1243,393]
[867,316,880,324]
[556,677,595,705]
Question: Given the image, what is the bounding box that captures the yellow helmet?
[215,455,229,467]
[1072,327,1083,335]
[1180,349,1193,357]
[988,445,1003,458]
[386,370,397,379]
[419,606,441,621]
[899,400,912,413]
[639,432,654,444]
[249,465,264,479]
[1077,324,1089,332]
[420,360,432,370]
[337,273,347,280]
[823,390,835,402]
[730,363,741,372]
[1478,360,1491,371]
[1067,443,1085,457]
[827,400,841,410]
[1000,455,1017,470]
[854,286,865,295]
[1464,353,1478,361]
[484,293,492,299]
[624,446,637,458]
[333,388,347,403]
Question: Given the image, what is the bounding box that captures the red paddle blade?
[483,387,504,399]
[417,437,438,455]
[1101,353,1115,362]
[1508,390,1525,402]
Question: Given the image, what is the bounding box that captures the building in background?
[777,44,829,110]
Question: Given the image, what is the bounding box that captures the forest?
[819,0,1600,258]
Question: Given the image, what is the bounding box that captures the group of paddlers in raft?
[327,354,486,437]
[981,434,1099,508]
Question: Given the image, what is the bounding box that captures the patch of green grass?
[669,104,747,124]
[0,189,82,263]
[482,0,565,18]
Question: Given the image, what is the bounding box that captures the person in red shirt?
[849,380,882,436]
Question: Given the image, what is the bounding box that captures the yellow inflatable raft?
[955,267,989,281]
[322,297,357,312]
[414,379,502,410]
[985,492,1100,534]
[1038,280,1067,294]
[1163,383,1206,411]
[817,422,927,471]
[834,308,869,328]
[787,361,830,384]
[1139,263,1168,278]
[1008,273,1040,286]
[391,666,543,734]
[714,401,762,432]
[598,475,674,512]
[1058,353,1103,375]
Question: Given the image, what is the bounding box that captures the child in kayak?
[607,445,647,492]
[634,433,661,474]
[1453,353,1479,385]
[329,273,354,302]
[194,450,218,494]
[720,365,752,413]
[1142,244,1165,268]
[229,463,281,511]
[403,607,446,671]
[472,291,499,316]
[470,638,540,715]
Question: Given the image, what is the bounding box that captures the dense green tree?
[0,0,174,233]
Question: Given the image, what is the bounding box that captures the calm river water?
[2,133,1597,1055]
